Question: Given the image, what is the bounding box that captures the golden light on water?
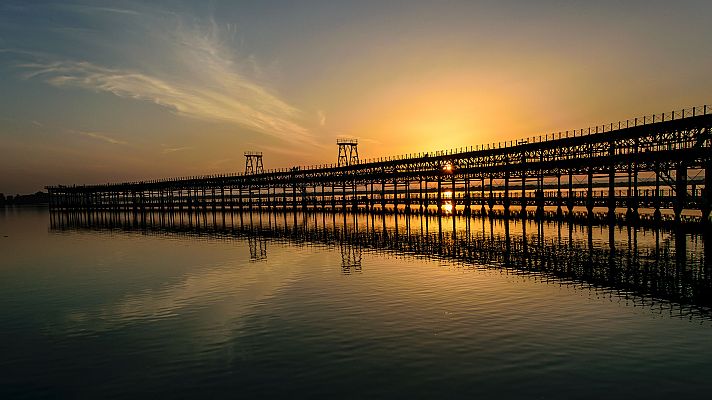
[443,202,454,213]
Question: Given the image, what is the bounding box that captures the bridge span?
[48,105,712,224]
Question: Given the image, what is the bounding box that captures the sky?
[1,0,711,194]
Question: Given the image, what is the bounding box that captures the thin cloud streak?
[162,146,192,154]
[73,129,128,145]
[22,60,311,144]
[81,7,141,16]
[15,13,314,145]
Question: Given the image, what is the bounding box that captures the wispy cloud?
[22,59,312,144]
[15,10,314,145]
[254,143,318,159]
[80,7,140,16]
[73,129,127,145]
[161,146,192,154]
[317,110,326,126]
[360,137,382,145]
[208,158,234,169]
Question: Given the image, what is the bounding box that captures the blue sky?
[1,0,711,193]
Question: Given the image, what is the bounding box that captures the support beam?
[586,169,594,216]
[703,160,712,223]
[674,164,687,222]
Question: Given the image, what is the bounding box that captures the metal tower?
[337,138,359,167]
[244,151,264,174]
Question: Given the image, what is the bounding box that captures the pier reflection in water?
[4,206,712,398]
[50,210,712,320]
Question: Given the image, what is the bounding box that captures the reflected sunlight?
[443,202,454,213]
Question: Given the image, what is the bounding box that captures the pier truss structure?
[48,105,712,224]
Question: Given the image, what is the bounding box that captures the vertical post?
[703,159,712,224]
[405,179,411,214]
[631,138,639,220]
[258,184,263,210]
[654,163,661,221]
[586,169,594,217]
[437,176,442,214]
[331,184,336,211]
[419,178,424,214]
[608,142,616,221]
[536,173,544,219]
[567,171,574,215]
[292,177,297,211]
[625,166,633,220]
[464,177,471,216]
[393,178,398,213]
[451,175,456,216]
[341,179,346,212]
[451,176,457,231]
[481,177,486,216]
[488,177,494,215]
[556,173,563,217]
[425,177,431,214]
[503,171,510,217]
[674,163,687,222]
[368,181,373,213]
[521,172,527,218]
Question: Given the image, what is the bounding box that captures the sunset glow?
[1,1,711,194]
[443,202,454,213]
[3,2,712,398]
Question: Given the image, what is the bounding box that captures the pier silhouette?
[47,106,712,225]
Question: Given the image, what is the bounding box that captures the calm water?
[1,207,711,399]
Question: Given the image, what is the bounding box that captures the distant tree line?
[0,191,49,206]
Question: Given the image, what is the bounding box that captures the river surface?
[1,207,711,399]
